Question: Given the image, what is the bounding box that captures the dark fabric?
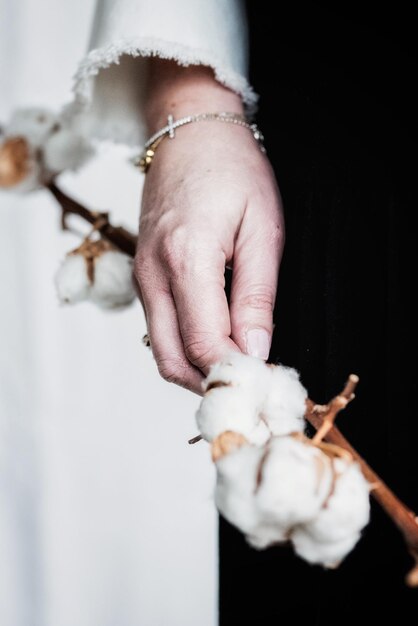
[220,4,417,624]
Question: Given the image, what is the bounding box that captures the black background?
[221,4,417,624]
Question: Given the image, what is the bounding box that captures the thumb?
[229,206,284,360]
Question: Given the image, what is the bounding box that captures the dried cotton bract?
[55,240,135,309]
[0,137,42,192]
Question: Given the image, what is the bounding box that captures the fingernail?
[245,328,271,360]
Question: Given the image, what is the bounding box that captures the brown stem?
[312,374,358,444]
[188,434,203,445]
[47,182,137,257]
[306,383,418,587]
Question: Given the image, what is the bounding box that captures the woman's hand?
[135,61,284,394]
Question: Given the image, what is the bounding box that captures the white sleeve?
[70,0,256,147]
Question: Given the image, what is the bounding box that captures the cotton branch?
[47,182,137,257]
[45,181,418,586]
[305,378,418,587]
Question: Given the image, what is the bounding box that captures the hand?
[135,61,284,394]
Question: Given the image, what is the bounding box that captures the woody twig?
[47,182,137,256]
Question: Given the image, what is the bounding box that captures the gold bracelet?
[132,112,265,173]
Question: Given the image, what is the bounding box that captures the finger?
[141,283,205,394]
[229,204,284,361]
[133,273,146,317]
[166,243,240,374]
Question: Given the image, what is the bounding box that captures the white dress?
[0,1,250,625]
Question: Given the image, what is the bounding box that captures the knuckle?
[159,227,187,269]
[157,355,189,386]
[159,228,214,275]
[184,335,215,369]
[237,288,275,313]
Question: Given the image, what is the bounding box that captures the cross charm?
[167,114,175,139]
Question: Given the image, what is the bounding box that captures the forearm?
[144,59,244,134]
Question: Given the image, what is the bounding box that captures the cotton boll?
[1,107,95,194]
[292,526,360,568]
[2,109,94,186]
[299,459,370,544]
[262,365,307,435]
[196,386,265,443]
[6,108,58,147]
[197,353,272,443]
[55,253,90,304]
[90,250,135,309]
[255,436,333,527]
[55,243,135,309]
[43,128,93,173]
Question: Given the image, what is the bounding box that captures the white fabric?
[0,0,249,624]
[71,0,256,146]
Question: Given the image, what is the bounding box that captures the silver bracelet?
[132,112,265,173]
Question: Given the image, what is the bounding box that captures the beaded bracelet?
[132,112,265,173]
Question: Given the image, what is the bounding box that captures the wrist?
[145,59,244,134]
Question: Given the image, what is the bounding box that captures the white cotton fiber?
[299,459,370,544]
[43,128,93,173]
[55,247,135,309]
[90,250,135,309]
[216,443,289,547]
[6,108,58,147]
[246,521,289,550]
[255,436,333,527]
[247,419,271,446]
[197,353,272,443]
[215,444,264,535]
[291,458,370,567]
[55,253,90,304]
[203,352,272,398]
[292,527,361,568]
[262,365,307,435]
[196,386,264,442]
